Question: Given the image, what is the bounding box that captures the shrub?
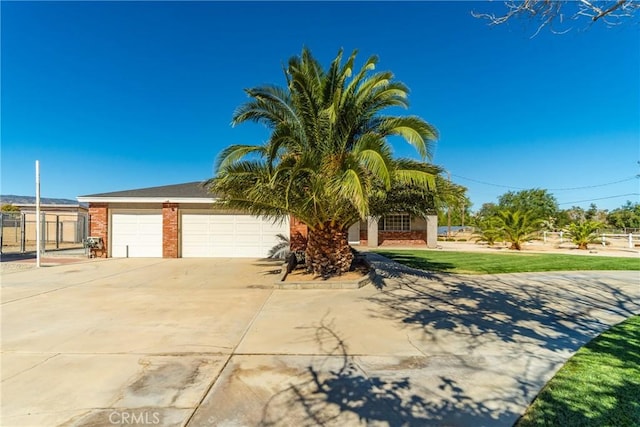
[566,220,602,250]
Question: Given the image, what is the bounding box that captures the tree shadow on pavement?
[375,251,457,274]
[363,253,640,355]
[259,319,519,427]
[366,269,640,355]
[364,252,446,289]
[352,258,640,426]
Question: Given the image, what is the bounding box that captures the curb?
[274,256,377,290]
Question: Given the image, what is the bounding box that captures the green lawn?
[516,315,640,427]
[374,249,640,275]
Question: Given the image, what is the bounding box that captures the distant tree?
[554,209,571,229]
[558,204,608,228]
[434,179,471,227]
[566,220,603,250]
[1,204,20,213]
[473,202,500,224]
[607,201,640,230]
[585,203,609,223]
[496,209,540,250]
[473,0,640,36]
[497,189,559,224]
[585,203,598,220]
[564,206,588,223]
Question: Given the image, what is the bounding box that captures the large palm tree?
[208,48,438,277]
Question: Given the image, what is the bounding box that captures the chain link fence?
[0,212,88,254]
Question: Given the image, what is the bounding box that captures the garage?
[111,212,162,257]
[78,182,294,259]
[182,214,289,258]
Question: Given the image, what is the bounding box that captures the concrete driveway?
[1,256,639,427]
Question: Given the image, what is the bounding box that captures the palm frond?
[214,144,267,173]
[267,233,291,259]
[393,169,436,191]
[335,168,367,218]
[343,55,379,101]
[353,134,393,189]
[233,86,297,128]
[376,116,438,160]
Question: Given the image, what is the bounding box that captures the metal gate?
[0,212,88,254]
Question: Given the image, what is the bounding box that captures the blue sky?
[2,1,638,211]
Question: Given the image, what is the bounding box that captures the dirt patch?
[285,269,367,282]
[283,257,369,282]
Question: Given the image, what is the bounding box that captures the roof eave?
[76,197,219,204]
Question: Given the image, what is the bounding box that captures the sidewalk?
[1,248,92,273]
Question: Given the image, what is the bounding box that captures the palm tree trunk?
[305,222,353,278]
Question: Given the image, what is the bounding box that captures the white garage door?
[111,212,162,257]
[182,214,289,258]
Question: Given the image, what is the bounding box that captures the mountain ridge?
[1,195,83,206]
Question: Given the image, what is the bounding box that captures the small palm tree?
[496,209,540,250]
[472,218,503,246]
[566,220,602,250]
[209,48,438,277]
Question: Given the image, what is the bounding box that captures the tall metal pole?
[447,171,451,238]
[36,160,41,267]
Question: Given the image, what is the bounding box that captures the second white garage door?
[111,212,163,257]
[182,214,289,258]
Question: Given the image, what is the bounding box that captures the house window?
[381,214,410,231]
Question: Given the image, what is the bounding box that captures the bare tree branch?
[592,0,627,21]
[472,0,639,36]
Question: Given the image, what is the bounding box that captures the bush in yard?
[566,220,603,250]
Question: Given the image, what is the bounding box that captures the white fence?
[541,231,640,249]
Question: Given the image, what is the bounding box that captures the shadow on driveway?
[366,270,639,355]
[259,319,520,427]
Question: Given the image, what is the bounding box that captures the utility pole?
[447,171,451,238]
[461,202,465,228]
[36,160,41,268]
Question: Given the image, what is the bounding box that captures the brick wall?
[290,216,308,251]
[360,229,368,246]
[378,230,427,246]
[88,203,108,257]
[162,203,179,258]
